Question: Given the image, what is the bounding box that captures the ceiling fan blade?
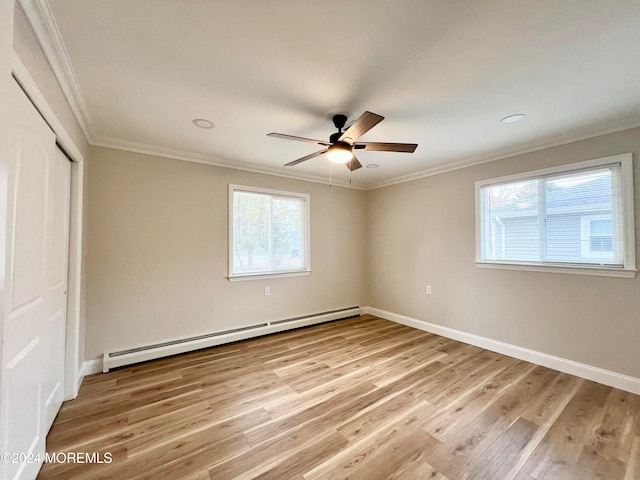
[346,155,363,171]
[268,133,330,146]
[284,149,328,166]
[353,142,418,153]
[338,111,384,143]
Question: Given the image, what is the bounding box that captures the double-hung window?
[229,185,310,280]
[475,153,636,277]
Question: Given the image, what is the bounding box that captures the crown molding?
[19,0,640,192]
[18,0,94,142]
[366,115,640,190]
[11,49,85,163]
[93,116,640,192]
[91,136,366,190]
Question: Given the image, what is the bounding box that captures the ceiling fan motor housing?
[332,114,348,131]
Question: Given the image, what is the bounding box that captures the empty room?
[2,1,640,479]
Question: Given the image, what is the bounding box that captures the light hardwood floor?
[39,315,640,479]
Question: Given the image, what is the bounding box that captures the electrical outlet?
[264,286,270,296]
[426,285,432,295]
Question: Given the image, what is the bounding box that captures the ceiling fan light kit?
[268,111,418,173]
[327,142,353,164]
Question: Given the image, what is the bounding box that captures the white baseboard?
[363,306,640,395]
[83,307,361,375]
[81,359,102,377]
[75,371,84,393]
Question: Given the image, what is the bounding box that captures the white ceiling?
[39,0,640,188]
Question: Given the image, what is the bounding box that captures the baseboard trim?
[81,359,102,377]
[363,306,640,395]
[83,307,361,374]
[75,372,84,393]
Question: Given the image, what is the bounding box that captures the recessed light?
[192,118,215,129]
[500,114,526,124]
[366,164,379,169]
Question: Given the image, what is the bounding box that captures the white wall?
[85,146,367,360]
[366,127,640,379]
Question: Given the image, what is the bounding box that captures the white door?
[43,147,71,432]
[1,80,70,480]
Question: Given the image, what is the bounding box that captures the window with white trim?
[475,153,636,277]
[229,185,310,280]
[581,214,613,259]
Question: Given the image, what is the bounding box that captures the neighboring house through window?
[581,214,613,259]
[475,153,636,277]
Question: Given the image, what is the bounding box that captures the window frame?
[580,214,613,260]
[474,153,636,278]
[228,184,311,282]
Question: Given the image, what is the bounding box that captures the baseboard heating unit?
[102,306,361,372]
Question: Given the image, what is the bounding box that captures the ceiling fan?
[267,111,418,171]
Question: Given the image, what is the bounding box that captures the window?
[581,214,613,259]
[475,153,636,277]
[229,185,310,280]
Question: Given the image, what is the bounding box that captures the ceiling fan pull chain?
[329,162,332,189]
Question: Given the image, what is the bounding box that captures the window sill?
[475,261,637,278]
[228,270,312,282]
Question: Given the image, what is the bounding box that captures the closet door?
[43,146,71,432]
[1,80,70,480]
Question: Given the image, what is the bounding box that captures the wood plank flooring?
[38,315,640,479]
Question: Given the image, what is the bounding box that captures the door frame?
[11,51,86,400]
[0,0,16,438]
